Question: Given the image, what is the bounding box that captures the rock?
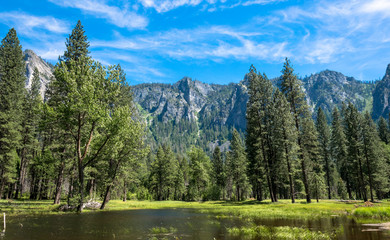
[24,49,53,97]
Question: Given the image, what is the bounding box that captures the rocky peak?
[305,70,350,86]
[24,49,53,97]
[373,64,390,120]
[383,64,390,81]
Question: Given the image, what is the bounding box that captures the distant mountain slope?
[24,49,53,97]
[133,70,375,152]
[301,70,375,118]
[23,49,380,152]
[132,77,248,152]
[372,64,390,120]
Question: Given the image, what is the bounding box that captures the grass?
[1,198,390,222]
[149,226,177,234]
[0,199,60,216]
[227,225,333,240]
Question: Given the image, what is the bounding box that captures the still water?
[2,209,390,239]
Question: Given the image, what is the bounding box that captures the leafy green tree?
[50,21,139,211]
[0,28,26,198]
[100,106,146,209]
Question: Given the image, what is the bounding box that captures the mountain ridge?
[23,49,381,152]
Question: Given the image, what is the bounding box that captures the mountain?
[372,64,390,120]
[24,49,53,97]
[301,70,375,119]
[22,49,379,152]
[132,77,248,152]
[133,70,374,152]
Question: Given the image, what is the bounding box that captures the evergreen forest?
[1,21,390,213]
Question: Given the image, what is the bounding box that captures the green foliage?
[0,28,26,198]
[61,20,90,63]
[187,146,211,200]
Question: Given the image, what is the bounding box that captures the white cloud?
[90,25,283,62]
[0,12,69,35]
[241,0,284,6]
[138,0,281,12]
[49,0,148,29]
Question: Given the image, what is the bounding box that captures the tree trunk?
[324,155,331,199]
[100,185,111,210]
[77,165,85,212]
[363,147,374,202]
[54,160,65,204]
[356,151,367,201]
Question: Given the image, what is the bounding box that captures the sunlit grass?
[227,225,332,240]
[1,198,390,223]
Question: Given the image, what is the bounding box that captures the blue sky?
[0,0,390,85]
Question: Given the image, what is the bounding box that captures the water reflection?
[2,209,389,240]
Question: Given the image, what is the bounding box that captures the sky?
[0,0,390,85]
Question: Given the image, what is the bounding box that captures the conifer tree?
[212,146,225,200]
[149,145,173,200]
[344,103,367,201]
[49,21,142,211]
[279,58,313,203]
[316,107,332,199]
[330,107,351,199]
[228,128,249,201]
[272,89,298,203]
[61,20,90,63]
[0,28,26,198]
[246,66,264,201]
[15,68,42,199]
[187,147,211,200]
[378,116,389,144]
[361,111,382,202]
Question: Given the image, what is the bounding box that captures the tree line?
[0,21,389,211]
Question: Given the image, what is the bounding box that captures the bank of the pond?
[1,199,390,222]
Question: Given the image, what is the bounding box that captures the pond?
[1,209,389,239]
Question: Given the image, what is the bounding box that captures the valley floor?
[0,199,390,223]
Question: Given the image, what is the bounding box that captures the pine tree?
[0,28,26,199]
[279,58,313,203]
[316,107,332,199]
[15,68,42,199]
[344,103,367,201]
[149,146,172,200]
[378,116,389,144]
[228,128,249,201]
[187,147,211,200]
[61,20,90,63]
[330,107,351,199]
[272,89,298,203]
[212,146,225,200]
[361,112,382,202]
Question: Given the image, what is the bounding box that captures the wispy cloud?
[49,0,148,30]
[91,25,278,61]
[138,0,281,12]
[0,11,69,35]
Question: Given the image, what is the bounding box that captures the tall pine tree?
[0,28,26,199]
[279,58,313,203]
